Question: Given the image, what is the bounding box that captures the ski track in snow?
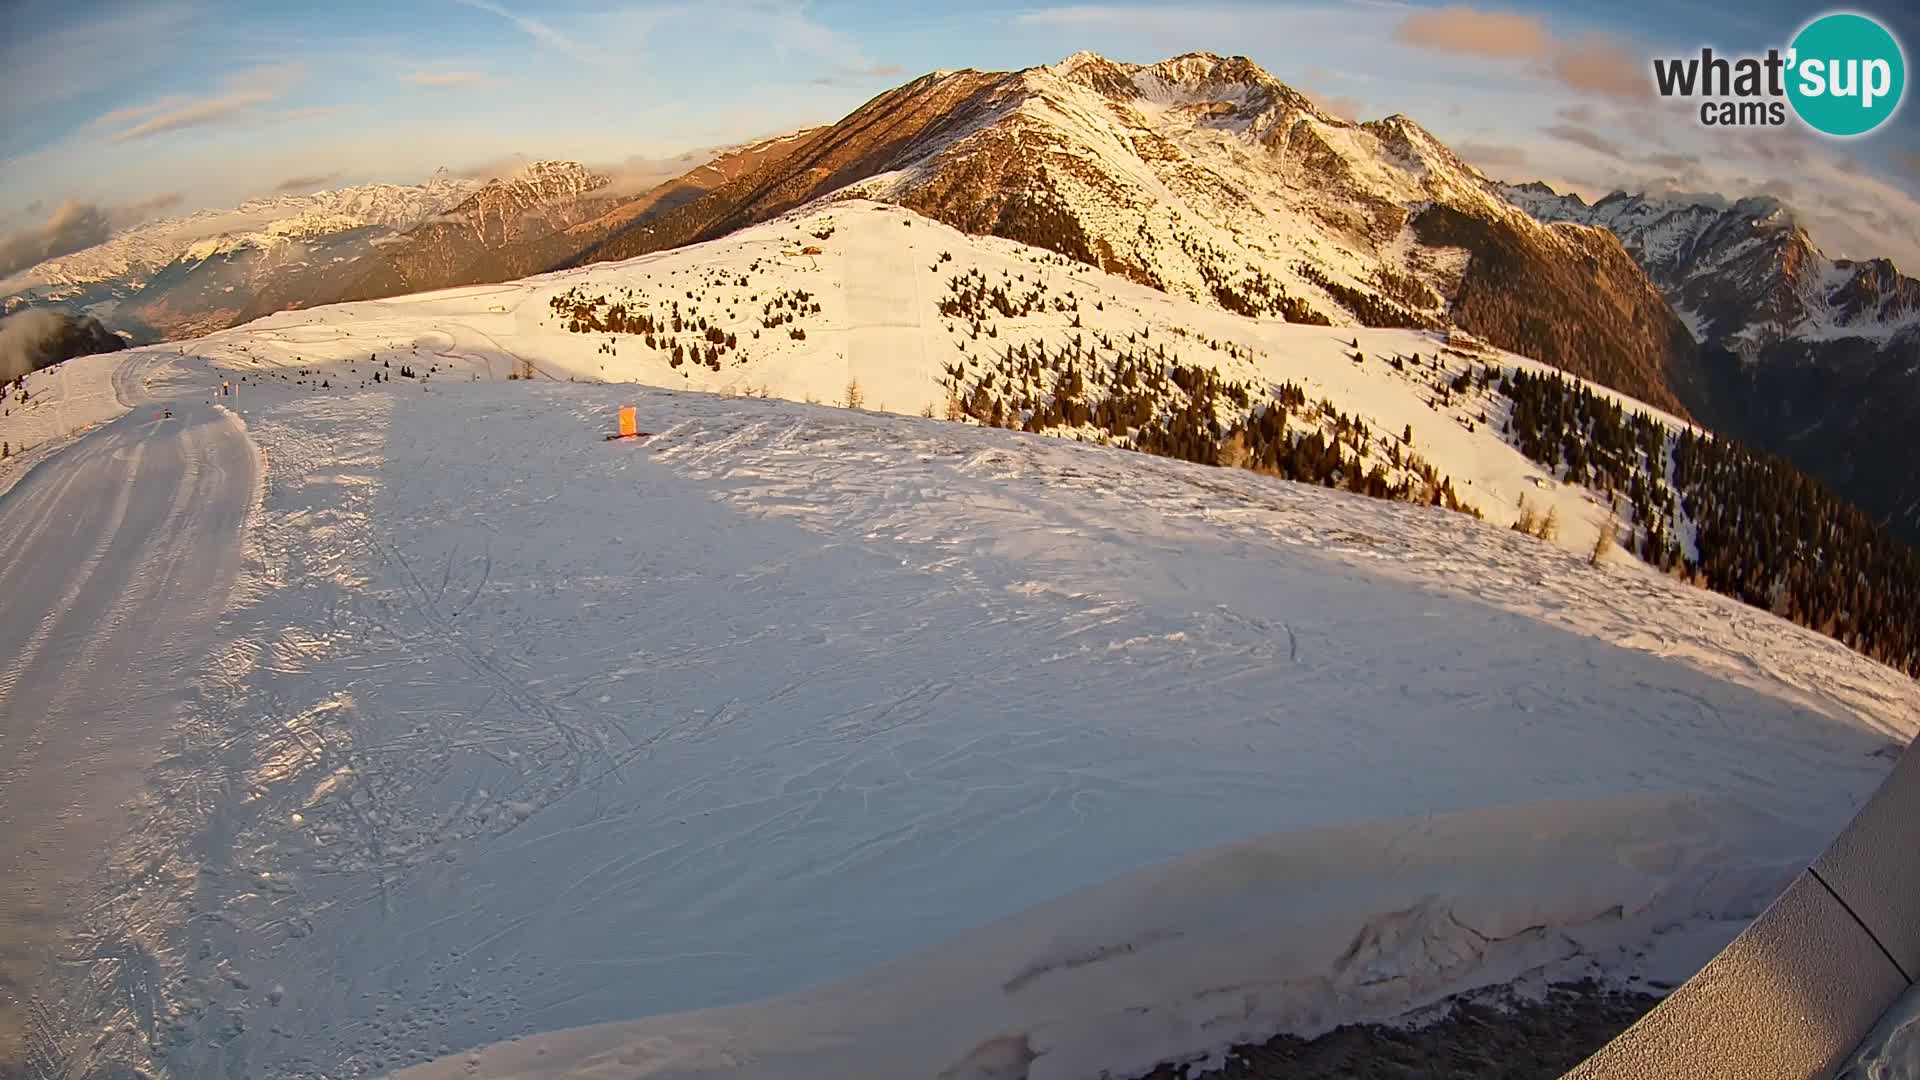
[0,362,255,1073]
[9,354,1904,1078]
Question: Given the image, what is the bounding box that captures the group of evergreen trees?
[941,316,1472,515]
[546,276,824,376]
[1673,431,1920,674]
[939,266,1073,325]
[1294,263,1433,329]
[1497,367,1920,676]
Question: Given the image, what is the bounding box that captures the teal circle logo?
[1787,12,1906,136]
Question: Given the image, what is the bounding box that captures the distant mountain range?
[1501,183,1920,541]
[6,50,1918,542]
[2,173,482,340]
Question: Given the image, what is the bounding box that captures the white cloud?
[1301,88,1365,121]
[755,3,890,77]
[1394,4,1549,58]
[0,192,187,277]
[1515,109,1920,269]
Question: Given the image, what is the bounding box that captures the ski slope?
[0,350,173,499]
[0,354,257,1069]
[6,345,1899,1078]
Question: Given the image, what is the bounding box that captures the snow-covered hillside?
[0,350,158,497]
[27,344,1909,1080]
[187,200,1690,561]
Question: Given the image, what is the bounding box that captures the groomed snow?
[65,359,1912,1079]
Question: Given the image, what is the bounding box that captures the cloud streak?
[453,0,588,59]
[0,5,199,132]
[1302,87,1366,121]
[1395,5,1548,58]
[1395,5,1650,102]
[105,64,306,143]
[275,173,344,192]
[1456,140,1528,169]
[405,70,489,88]
[1543,123,1624,159]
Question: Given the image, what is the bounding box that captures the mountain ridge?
[567,51,1699,417]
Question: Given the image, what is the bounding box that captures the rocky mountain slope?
[1504,183,1920,541]
[5,56,1702,426]
[239,161,617,315]
[1501,184,1920,349]
[569,52,1699,416]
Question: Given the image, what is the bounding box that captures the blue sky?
[3,0,1918,267]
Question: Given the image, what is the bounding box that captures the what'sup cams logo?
[1652,11,1906,136]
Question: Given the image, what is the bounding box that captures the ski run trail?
[0,201,1915,1080]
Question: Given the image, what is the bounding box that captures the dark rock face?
[0,310,127,378]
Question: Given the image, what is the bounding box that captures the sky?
[2,0,1919,271]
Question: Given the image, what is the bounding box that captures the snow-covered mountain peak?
[1502,180,1920,348]
[476,159,609,201]
[557,51,1689,414]
[1040,50,1324,127]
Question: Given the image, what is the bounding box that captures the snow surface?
[8,203,1917,1079]
[0,349,178,498]
[0,363,257,1069]
[30,348,1904,1078]
[1844,982,1920,1080]
[396,796,1814,1080]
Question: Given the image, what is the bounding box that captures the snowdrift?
[397,793,1814,1080]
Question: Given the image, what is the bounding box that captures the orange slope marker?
[605,406,652,442]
